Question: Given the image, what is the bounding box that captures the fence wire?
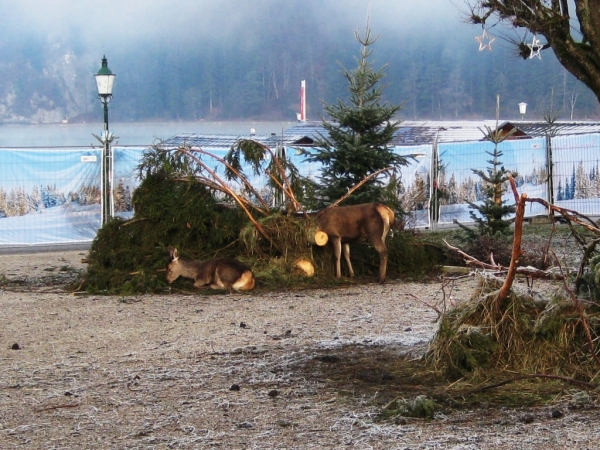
[1,133,599,246]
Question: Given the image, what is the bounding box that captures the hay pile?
[427,273,600,387]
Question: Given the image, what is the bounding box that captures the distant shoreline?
[0,120,297,147]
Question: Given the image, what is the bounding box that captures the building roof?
[283,120,600,145]
[163,120,600,149]
[163,133,312,149]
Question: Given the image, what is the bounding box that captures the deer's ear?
[169,246,179,260]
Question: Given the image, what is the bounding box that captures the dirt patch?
[0,250,87,290]
[0,250,599,449]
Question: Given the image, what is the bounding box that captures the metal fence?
[397,133,600,229]
[1,133,599,247]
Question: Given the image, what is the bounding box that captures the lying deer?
[166,246,255,292]
[312,202,395,283]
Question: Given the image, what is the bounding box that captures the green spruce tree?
[304,24,410,207]
[457,95,517,239]
[453,118,517,265]
[447,95,518,267]
[465,141,516,237]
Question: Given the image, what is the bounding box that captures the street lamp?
[518,102,527,120]
[95,55,116,225]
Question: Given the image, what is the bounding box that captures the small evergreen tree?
[457,96,517,239]
[303,24,410,207]
[464,142,516,236]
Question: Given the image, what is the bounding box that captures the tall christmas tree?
[304,23,409,207]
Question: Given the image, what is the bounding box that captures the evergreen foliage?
[451,114,518,265]
[224,139,317,212]
[427,275,600,383]
[581,253,600,305]
[463,142,516,237]
[80,142,444,294]
[455,97,518,240]
[82,146,250,294]
[302,26,410,207]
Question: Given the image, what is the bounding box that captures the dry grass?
[1,250,600,449]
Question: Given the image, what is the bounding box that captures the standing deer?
[166,246,255,292]
[313,203,395,283]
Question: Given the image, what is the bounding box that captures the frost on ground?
[0,250,599,449]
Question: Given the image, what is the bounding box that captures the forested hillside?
[0,3,598,124]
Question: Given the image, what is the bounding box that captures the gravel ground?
[1,250,599,449]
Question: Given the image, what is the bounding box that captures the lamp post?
[518,102,527,120]
[95,56,116,225]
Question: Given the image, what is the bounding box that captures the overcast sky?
[1,0,465,54]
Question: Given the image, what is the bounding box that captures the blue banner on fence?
[113,147,146,219]
[437,138,549,224]
[393,145,432,228]
[551,133,600,216]
[4,132,600,248]
[0,147,102,246]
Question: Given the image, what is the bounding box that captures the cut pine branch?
[176,146,283,254]
[442,239,563,280]
[178,146,271,214]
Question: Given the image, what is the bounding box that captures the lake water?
[0,121,296,147]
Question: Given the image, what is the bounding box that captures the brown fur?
[166,247,255,292]
[315,203,395,283]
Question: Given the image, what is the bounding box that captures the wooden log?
[294,259,315,277]
[314,230,329,246]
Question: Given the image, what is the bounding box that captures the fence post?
[429,132,441,231]
[546,134,554,208]
[99,130,114,226]
[272,143,285,207]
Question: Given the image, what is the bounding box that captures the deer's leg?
[372,238,388,283]
[193,281,210,290]
[342,243,355,277]
[194,273,212,289]
[332,237,343,278]
[211,269,227,291]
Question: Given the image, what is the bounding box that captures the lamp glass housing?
[95,57,115,97]
[518,102,527,115]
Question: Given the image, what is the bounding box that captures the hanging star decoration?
[475,29,495,51]
[527,35,543,59]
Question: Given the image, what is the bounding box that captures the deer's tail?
[376,204,395,239]
[232,270,256,291]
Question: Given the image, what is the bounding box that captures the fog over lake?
[0,121,296,148]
